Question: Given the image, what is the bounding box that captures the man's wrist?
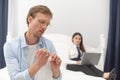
[52,69,60,78]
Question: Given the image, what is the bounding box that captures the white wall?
[8,0,110,48]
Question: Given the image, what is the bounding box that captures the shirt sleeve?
[46,39,57,53]
[4,42,32,80]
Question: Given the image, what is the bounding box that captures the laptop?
[81,52,101,65]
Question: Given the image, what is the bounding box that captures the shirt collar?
[20,34,27,48]
[72,43,80,48]
[20,33,44,48]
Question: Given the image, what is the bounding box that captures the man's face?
[28,13,51,38]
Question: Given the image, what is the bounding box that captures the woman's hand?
[76,60,81,65]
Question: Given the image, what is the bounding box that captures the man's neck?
[25,32,40,45]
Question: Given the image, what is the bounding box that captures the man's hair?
[26,5,52,25]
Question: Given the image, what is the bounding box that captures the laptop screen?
[81,52,101,65]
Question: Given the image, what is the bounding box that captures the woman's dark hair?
[72,32,86,52]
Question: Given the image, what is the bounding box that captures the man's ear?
[27,16,33,24]
[72,39,73,42]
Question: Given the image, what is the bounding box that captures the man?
[4,5,62,80]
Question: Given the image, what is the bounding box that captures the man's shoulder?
[40,36,55,47]
[8,36,21,42]
[5,36,23,47]
[41,36,52,43]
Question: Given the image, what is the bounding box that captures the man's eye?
[38,20,44,24]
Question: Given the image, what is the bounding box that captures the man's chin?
[34,34,41,39]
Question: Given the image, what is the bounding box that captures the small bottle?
[100,34,105,50]
[99,34,105,70]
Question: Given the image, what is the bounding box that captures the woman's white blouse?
[66,43,82,64]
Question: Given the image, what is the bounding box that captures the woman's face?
[72,34,82,46]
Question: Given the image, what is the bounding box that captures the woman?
[66,32,116,80]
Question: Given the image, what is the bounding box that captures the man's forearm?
[28,63,41,78]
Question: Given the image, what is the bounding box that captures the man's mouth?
[39,30,44,33]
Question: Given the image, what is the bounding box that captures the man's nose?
[41,25,47,31]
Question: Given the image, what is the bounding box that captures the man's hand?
[28,48,50,77]
[35,48,50,67]
[50,54,62,78]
